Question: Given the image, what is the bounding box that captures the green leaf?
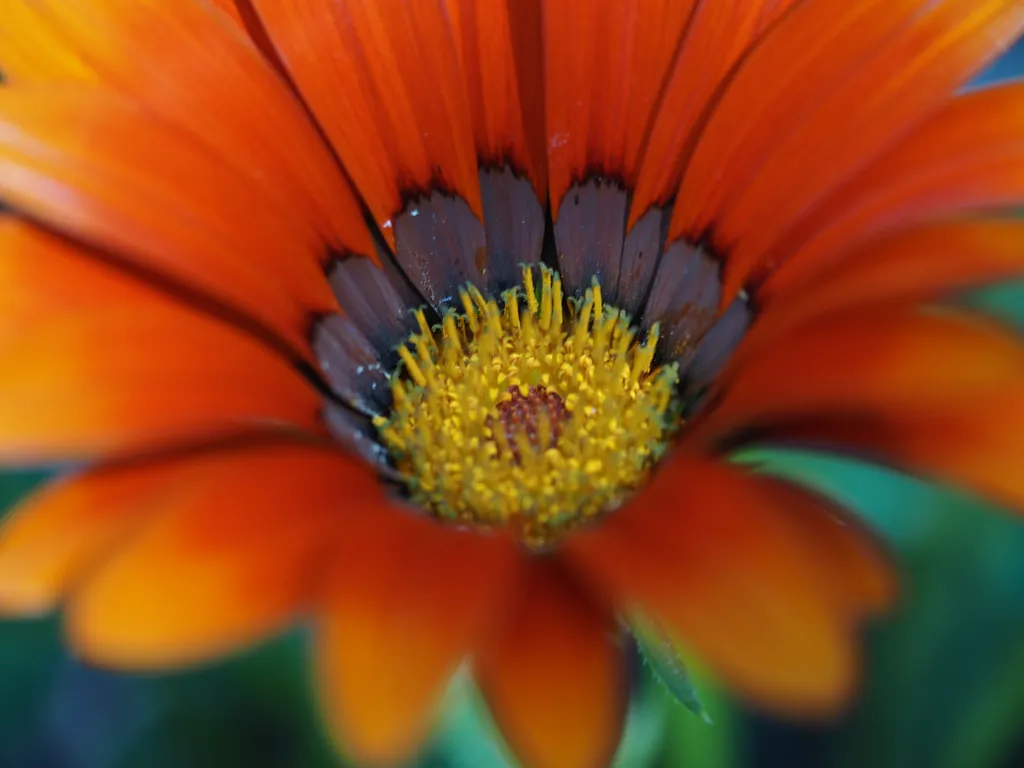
[633,617,711,724]
[0,469,49,516]
[657,658,738,768]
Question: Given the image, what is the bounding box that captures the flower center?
[488,384,571,463]
[374,266,680,545]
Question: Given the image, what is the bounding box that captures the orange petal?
[206,0,284,71]
[0,218,325,418]
[445,0,545,194]
[693,0,1024,301]
[65,443,378,668]
[0,301,323,462]
[761,389,1024,515]
[566,454,859,716]
[692,306,1024,445]
[209,0,245,25]
[316,513,518,766]
[750,219,1024,345]
[475,559,626,768]
[753,476,897,618]
[0,86,335,358]
[759,82,1024,299]
[889,396,1024,512]
[249,0,481,247]
[0,0,373,259]
[672,0,924,242]
[629,0,799,227]
[0,217,321,366]
[543,0,695,218]
[0,218,162,346]
[506,0,547,195]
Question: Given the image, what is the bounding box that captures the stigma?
[374,266,680,546]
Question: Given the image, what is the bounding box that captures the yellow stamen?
[375,266,680,546]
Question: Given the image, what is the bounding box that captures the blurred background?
[1,38,1024,768]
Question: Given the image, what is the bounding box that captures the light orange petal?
[696,0,1024,301]
[543,0,696,218]
[759,82,1024,299]
[691,306,1024,445]
[750,219,1024,345]
[0,86,334,358]
[65,443,378,669]
[0,456,177,615]
[629,0,799,227]
[0,301,323,462]
[0,2,97,82]
[475,560,626,768]
[566,454,858,716]
[445,0,545,194]
[249,0,481,248]
[0,0,373,258]
[316,513,518,766]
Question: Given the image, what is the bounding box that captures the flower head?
[1,1,1024,766]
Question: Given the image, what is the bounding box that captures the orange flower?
[1,1,1024,766]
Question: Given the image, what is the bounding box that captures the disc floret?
[375,266,679,545]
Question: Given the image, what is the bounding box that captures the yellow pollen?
[374,266,680,545]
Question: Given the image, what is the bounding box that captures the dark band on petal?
[614,207,664,317]
[643,240,721,362]
[680,296,752,410]
[313,315,390,416]
[553,177,628,299]
[328,254,421,358]
[322,403,398,478]
[393,191,487,311]
[479,166,545,293]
